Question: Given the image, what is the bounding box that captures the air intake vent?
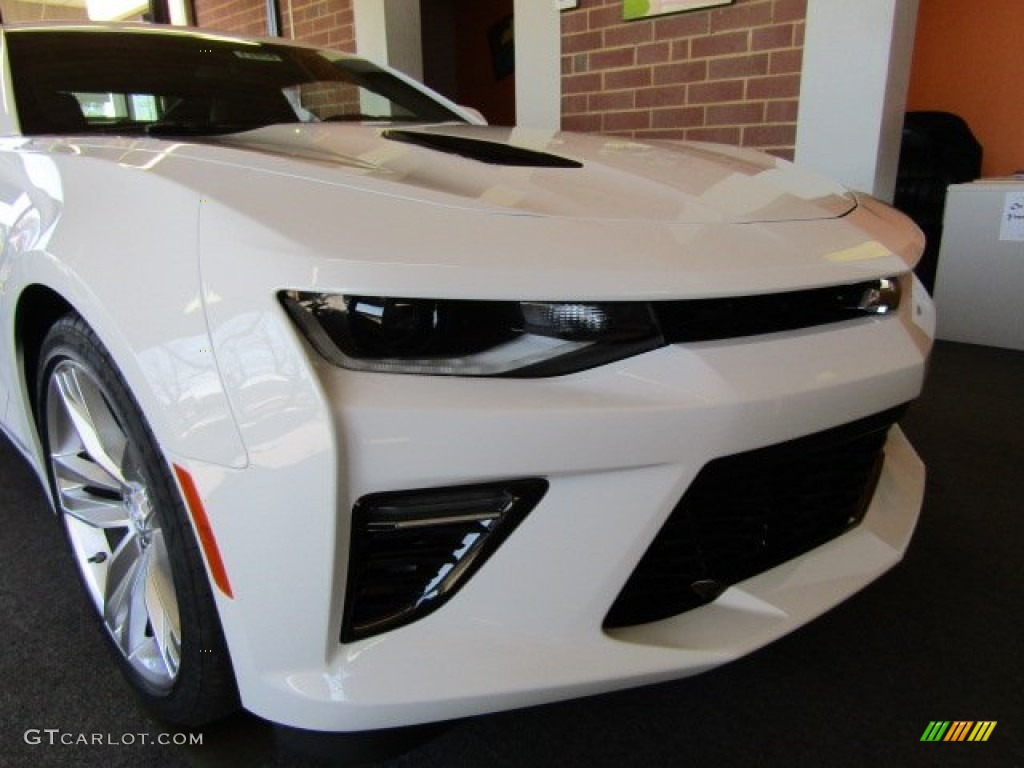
[604,407,906,629]
[342,479,547,642]
[382,129,583,168]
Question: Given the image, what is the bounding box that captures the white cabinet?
[934,180,1024,350]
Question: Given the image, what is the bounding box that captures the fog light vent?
[341,479,547,642]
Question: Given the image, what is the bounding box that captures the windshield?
[6,28,465,136]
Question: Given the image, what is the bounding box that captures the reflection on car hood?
[213,123,855,224]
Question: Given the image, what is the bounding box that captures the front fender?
[0,140,247,470]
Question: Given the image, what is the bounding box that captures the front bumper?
[185,280,932,732]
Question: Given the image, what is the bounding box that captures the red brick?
[752,23,793,50]
[770,49,803,74]
[686,126,741,145]
[563,30,603,54]
[561,10,588,35]
[746,73,800,99]
[562,93,588,114]
[605,67,652,90]
[588,4,622,29]
[636,85,688,108]
[561,55,575,75]
[766,99,799,122]
[604,20,653,47]
[589,47,636,70]
[707,101,765,126]
[653,60,707,85]
[604,110,652,132]
[637,42,671,65]
[589,90,635,111]
[563,72,602,95]
[711,1,772,33]
[708,53,769,79]
[653,11,710,40]
[773,0,807,23]
[794,21,805,46]
[691,31,750,58]
[197,0,268,34]
[652,106,705,129]
[743,123,797,146]
[688,78,745,104]
[563,113,603,133]
[670,39,690,60]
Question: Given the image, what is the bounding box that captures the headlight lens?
[280,276,903,378]
[854,277,901,315]
[279,291,662,376]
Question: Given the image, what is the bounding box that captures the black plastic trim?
[653,278,899,343]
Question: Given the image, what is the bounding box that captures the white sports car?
[0,23,933,734]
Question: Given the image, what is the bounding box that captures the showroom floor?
[1,340,1021,768]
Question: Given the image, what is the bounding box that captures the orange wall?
[907,0,1024,177]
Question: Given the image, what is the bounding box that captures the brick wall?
[193,0,355,52]
[193,0,269,37]
[561,0,806,158]
[277,0,355,50]
[192,0,802,155]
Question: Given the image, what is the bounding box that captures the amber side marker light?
[173,463,235,599]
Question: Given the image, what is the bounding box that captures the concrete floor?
[1,340,1021,767]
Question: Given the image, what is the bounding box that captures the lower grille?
[604,406,906,629]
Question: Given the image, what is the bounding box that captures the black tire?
[35,314,238,726]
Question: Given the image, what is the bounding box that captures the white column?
[795,0,919,202]
[353,0,423,80]
[513,0,561,130]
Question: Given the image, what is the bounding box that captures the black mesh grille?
[604,406,906,629]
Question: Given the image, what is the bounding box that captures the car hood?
[212,123,855,225]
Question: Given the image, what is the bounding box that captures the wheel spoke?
[144,531,181,678]
[52,366,127,487]
[52,451,123,495]
[103,532,147,657]
[59,489,131,529]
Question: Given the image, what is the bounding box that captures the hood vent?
[382,129,583,168]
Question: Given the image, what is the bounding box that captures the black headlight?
[279,277,902,377]
[279,291,663,376]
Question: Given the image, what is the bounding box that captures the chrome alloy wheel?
[45,359,181,691]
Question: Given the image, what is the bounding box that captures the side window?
[71,92,163,125]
